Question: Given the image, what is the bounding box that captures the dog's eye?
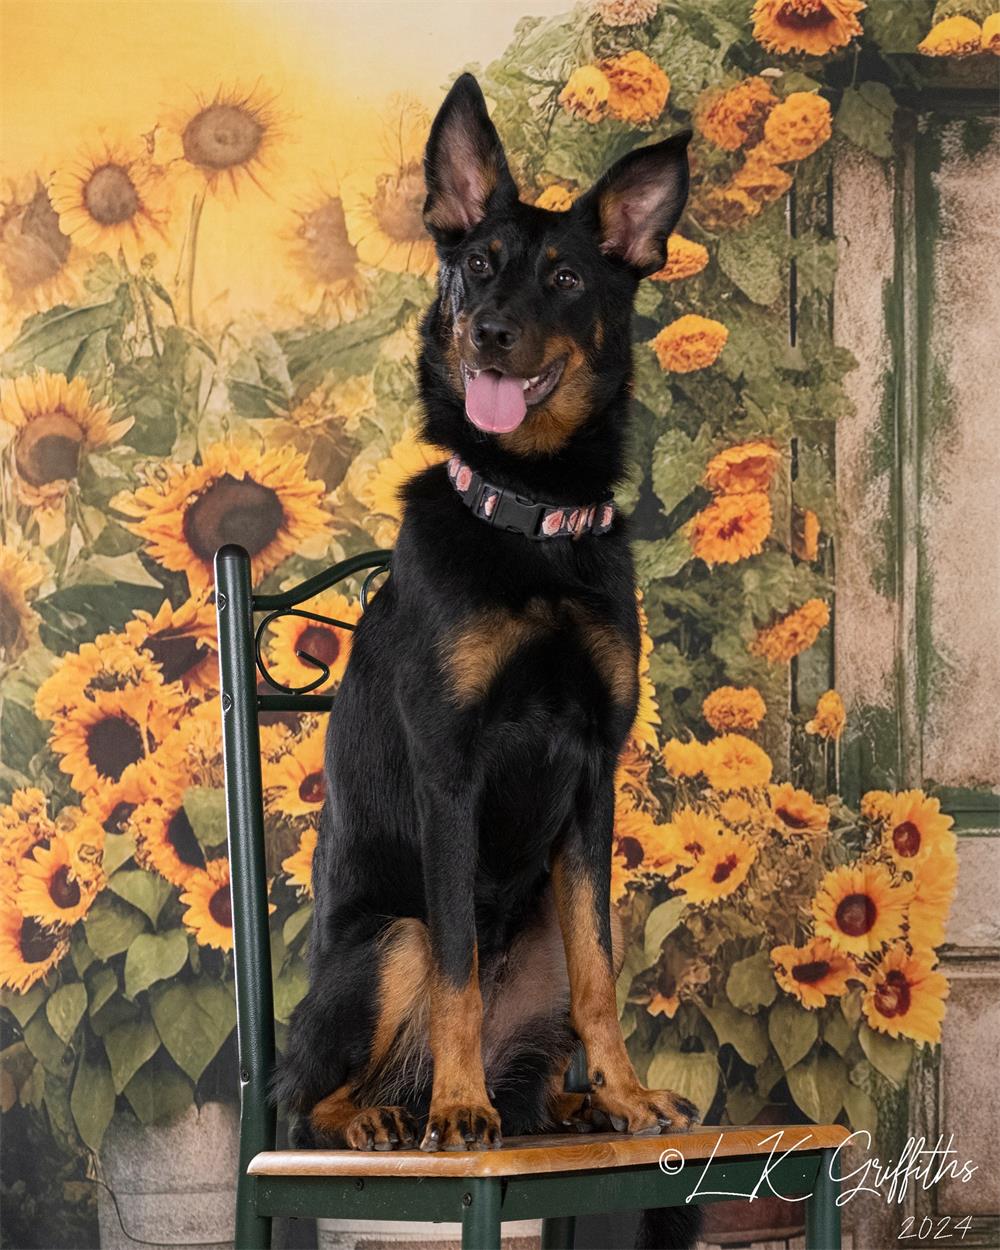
[466,254,491,276]
[553,268,581,291]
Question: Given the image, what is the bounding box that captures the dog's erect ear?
[576,131,691,277]
[423,73,518,241]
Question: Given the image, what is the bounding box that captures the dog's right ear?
[423,74,518,243]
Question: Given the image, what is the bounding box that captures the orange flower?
[650,315,728,373]
[644,807,722,875]
[662,737,708,779]
[558,66,611,123]
[793,507,821,561]
[703,442,780,494]
[703,734,773,792]
[806,690,846,741]
[983,13,1000,52]
[918,15,983,57]
[772,937,855,1008]
[907,847,958,952]
[534,184,576,212]
[602,51,670,125]
[862,943,948,1044]
[702,686,766,732]
[729,150,793,205]
[758,94,833,165]
[750,599,830,664]
[768,783,830,836]
[696,77,777,151]
[282,827,317,896]
[751,0,865,56]
[649,234,709,283]
[861,790,894,823]
[689,492,772,566]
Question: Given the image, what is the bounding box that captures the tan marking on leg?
[369,918,432,1070]
[566,603,638,707]
[441,598,553,705]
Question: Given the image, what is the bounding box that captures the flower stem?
[183,188,207,330]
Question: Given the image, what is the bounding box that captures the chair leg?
[541,1214,576,1249]
[461,1177,502,1250]
[235,1171,271,1250]
[805,1148,841,1250]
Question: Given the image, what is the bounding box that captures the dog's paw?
[588,1084,699,1136]
[551,1091,595,1133]
[420,1102,502,1152]
[343,1105,419,1151]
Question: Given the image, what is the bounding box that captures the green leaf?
[841,987,862,1028]
[124,931,190,1000]
[727,1084,768,1126]
[645,1050,719,1123]
[149,982,235,1083]
[102,833,136,876]
[0,984,46,1027]
[836,83,895,160]
[859,1023,912,1088]
[717,216,786,307]
[283,905,313,947]
[769,996,819,1069]
[823,1007,854,1057]
[0,699,48,776]
[84,894,148,959]
[87,966,119,1018]
[1,288,130,374]
[650,425,714,519]
[182,785,228,848]
[103,1017,160,1094]
[35,584,165,652]
[107,870,173,925]
[726,951,778,1014]
[644,898,686,965]
[274,958,309,1025]
[71,1051,116,1152]
[71,937,96,977]
[46,984,87,1045]
[23,1014,71,1077]
[786,1049,847,1124]
[700,1000,769,1066]
[843,1083,879,1137]
[123,1063,193,1125]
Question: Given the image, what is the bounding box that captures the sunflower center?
[168,807,207,869]
[874,969,912,1018]
[2,181,72,293]
[296,625,341,671]
[20,915,60,964]
[104,801,137,836]
[791,959,830,985]
[298,771,325,806]
[182,474,285,561]
[49,864,81,910]
[299,198,358,284]
[15,411,84,487]
[892,820,922,858]
[372,161,426,243]
[835,891,876,937]
[208,883,233,929]
[712,854,739,884]
[183,104,263,171]
[87,714,144,781]
[146,629,210,684]
[84,163,140,226]
[776,0,832,29]
[777,805,810,830]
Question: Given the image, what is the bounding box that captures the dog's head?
[420,73,689,460]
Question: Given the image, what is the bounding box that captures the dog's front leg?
[552,783,699,1136]
[417,783,501,1151]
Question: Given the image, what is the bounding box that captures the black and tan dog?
[276,73,699,1246]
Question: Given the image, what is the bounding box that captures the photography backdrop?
[1,2,998,1248]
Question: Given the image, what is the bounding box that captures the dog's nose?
[471,314,521,353]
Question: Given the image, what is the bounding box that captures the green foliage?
[769,996,820,1069]
[726,951,777,1013]
[182,786,228,848]
[787,1047,847,1124]
[149,983,236,1083]
[70,1052,116,1153]
[646,1050,720,1120]
[836,83,896,160]
[124,932,190,1000]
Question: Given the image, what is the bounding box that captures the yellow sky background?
[2,0,567,314]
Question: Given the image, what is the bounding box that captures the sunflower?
[812,862,911,956]
[662,737,708,778]
[164,84,283,198]
[883,790,956,868]
[703,734,773,792]
[649,234,709,283]
[907,847,958,952]
[124,596,218,692]
[704,442,781,495]
[630,595,661,750]
[615,738,654,811]
[17,832,102,928]
[355,428,445,533]
[35,630,162,726]
[558,66,612,123]
[696,77,778,151]
[643,806,721,875]
[689,492,772,566]
[265,591,359,693]
[673,828,756,904]
[602,51,670,125]
[266,724,327,818]
[793,506,820,561]
[771,937,855,1009]
[286,189,367,322]
[862,943,948,1044]
[861,790,894,823]
[917,15,983,56]
[595,0,659,26]
[0,545,44,664]
[644,951,711,1018]
[534,184,576,212]
[758,94,833,165]
[113,442,331,594]
[610,845,633,904]
[180,858,233,951]
[50,138,170,264]
[650,315,728,373]
[614,803,666,874]
[751,0,865,56]
[291,373,375,437]
[750,598,830,664]
[82,773,155,843]
[768,782,830,836]
[282,827,317,896]
[702,685,766,732]
[1,371,134,546]
[133,794,208,887]
[0,900,68,992]
[714,794,757,827]
[805,690,846,741]
[0,176,80,335]
[157,696,225,790]
[983,13,1000,52]
[0,788,53,866]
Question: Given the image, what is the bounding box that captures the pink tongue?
[465,370,527,433]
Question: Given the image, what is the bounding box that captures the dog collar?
[446,455,615,540]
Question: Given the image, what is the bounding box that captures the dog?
[275,74,700,1248]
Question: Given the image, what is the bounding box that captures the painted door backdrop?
[1,2,998,1248]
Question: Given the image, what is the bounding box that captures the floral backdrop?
[1,0,995,1245]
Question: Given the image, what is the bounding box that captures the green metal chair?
[213,543,847,1250]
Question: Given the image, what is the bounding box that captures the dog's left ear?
[423,73,518,242]
[576,131,691,278]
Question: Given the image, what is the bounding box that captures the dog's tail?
[635,1204,702,1250]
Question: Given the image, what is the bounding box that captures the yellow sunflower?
[158,695,225,791]
[703,734,773,792]
[689,491,772,566]
[702,685,766,732]
[662,737,708,778]
[714,794,757,827]
[1,371,134,546]
[124,596,218,693]
[50,138,171,265]
[355,428,446,540]
[282,827,317,896]
[861,789,894,823]
[883,790,956,868]
[758,94,833,165]
[265,724,327,818]
[768,782,830,836]
[17,832,103,928]
[650,315,728,373]
[534,184,577,212]
[918,15,983,56]
[704,441,781,496]
[559,66,612,123]
[750,598,830,664]
[983,13,1000,52]
[164,84,284,198]
[35,631,162,726]
[862,943,948,1044]
[696,77,777,151]
[771,937,855,1009]
[133,794,208,887]
[751,0,865,56]
[0,176,81,337]
[0,900,69,992]
[812,862,911,956]
[805,690,846,741]
[630,595,661,750]
[0,788,53,866]
[907,846,958,952]
[602,51,671,126]
[113,442,331,595]
[610,845,633,904]
[673,827,756,903]
[649,234,709,283]
[179,858,233,951]
[643,806,721,876]
[614,803,666,875]
[82,772,156,843]
[793,506,820,561]
[265,591,359,693]
[285,189,367,322]
[0,544,44,664]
